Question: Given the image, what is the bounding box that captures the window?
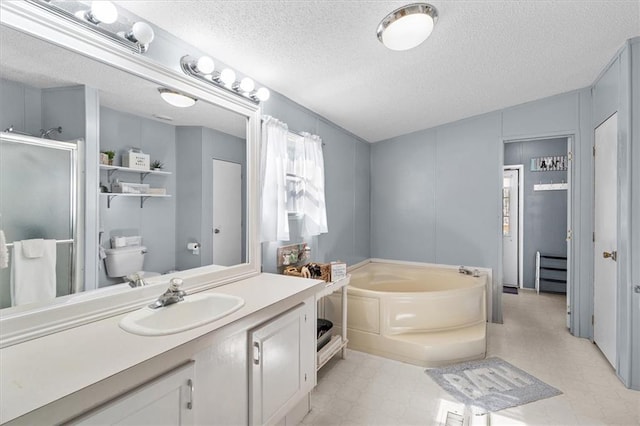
[286,132,304,216]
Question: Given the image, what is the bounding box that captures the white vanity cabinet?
[192,331,249,425]
[72,362,195,425]
[249,298,315,426]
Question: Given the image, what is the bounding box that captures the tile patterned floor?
[303,291,640,425]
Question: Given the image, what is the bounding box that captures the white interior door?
[212,159,242,266]
[594,113,618,368]
[502,168,520,287]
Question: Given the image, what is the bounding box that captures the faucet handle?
[169,277,183,291]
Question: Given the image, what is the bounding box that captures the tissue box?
[122,150,150,170]
[330,261,347,282]
[111,182,149,194]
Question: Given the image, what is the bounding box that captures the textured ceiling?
[118,0,640,142]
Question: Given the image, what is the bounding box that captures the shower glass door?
[0,134,77,308]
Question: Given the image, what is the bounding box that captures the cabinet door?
[250,301,314,426]
[194,331,248,425]
[72,362,195,426]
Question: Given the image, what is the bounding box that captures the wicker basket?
[282,263,331,282]
[283,266,303,277]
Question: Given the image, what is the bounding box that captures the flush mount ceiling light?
[377,3,438,51]
[158,88,197,108]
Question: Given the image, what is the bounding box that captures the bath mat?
[503,286,518,294]
[425,357,562,413]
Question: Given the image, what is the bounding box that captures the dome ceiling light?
[158,88,197,108]
[377,3,438,51]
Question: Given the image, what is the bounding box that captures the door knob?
[214,228,221,234]
[602,251,617,261]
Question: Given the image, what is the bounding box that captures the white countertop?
[0,273,324,423]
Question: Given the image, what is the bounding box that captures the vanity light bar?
[180,55,270,104]
[25,0,154,54]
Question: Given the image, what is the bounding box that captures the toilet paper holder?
[187,242,200,255]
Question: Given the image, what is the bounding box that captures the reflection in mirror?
[0,24,248,311]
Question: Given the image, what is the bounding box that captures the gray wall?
[371,89,592,325]
[175,126,246,270]
[175,127,204,271]
[99,107,177,286]
[504,138,568,290]
[261,92,371,272]
[0,78,42,136]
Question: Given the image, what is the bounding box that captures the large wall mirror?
[0,2,260,347]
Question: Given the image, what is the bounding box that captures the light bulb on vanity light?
[77,1,118,25]
[219,68,236,87]
[195,56,215,75]
[254,87,270,102]
[239,77,255,93]
[123,22,155,46]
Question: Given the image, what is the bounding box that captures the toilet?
[104,236,160,280]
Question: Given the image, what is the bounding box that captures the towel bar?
[5,238,74,248]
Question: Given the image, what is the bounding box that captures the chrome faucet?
[459,266,480,277]
[149,278,186,309]
[126,272,146,288]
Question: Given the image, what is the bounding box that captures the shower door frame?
[0,132,81,298]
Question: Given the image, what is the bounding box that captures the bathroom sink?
[119,292,245,336]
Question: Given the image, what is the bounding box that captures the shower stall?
[0,132,79,309]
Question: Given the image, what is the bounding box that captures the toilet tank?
[104,246,147,277]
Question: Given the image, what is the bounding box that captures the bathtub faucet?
[459,266,480,277]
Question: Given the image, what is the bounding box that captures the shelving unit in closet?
[99,165,171,208]
[535,251,567,294]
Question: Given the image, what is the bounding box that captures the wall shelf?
[100,193,171,208]
[533,183,568,191]
[100,164,171,182]
[100,165,171,208]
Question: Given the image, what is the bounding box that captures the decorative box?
[111,182,149,194]
[99,152,109,165]
[122,149,150,170]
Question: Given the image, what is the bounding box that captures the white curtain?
[301,132,328,237]
[260,116,289,242]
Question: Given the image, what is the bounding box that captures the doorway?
[212,159,242,266]
[593,112,618,368]
[502,138,569,299]
[502,166,523,290]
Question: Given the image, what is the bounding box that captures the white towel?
[22,238,45,258]
[0,230,8,269]
[10,239,57,306]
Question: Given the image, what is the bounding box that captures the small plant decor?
[151,160,164,170]
[101,150,116,165]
